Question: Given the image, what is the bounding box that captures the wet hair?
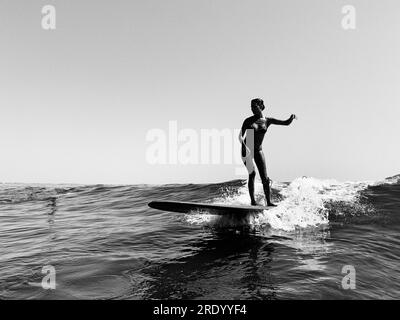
[251,98,265,110]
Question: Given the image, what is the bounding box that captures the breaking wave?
[184,176,376,231]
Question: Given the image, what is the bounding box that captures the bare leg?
[248,171,257,205]
[262,179,276,207]
[254,150,276,206]
[242,156,258,206]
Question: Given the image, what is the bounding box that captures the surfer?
[239,98,296,206]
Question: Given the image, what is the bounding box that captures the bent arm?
[238,120,248,143]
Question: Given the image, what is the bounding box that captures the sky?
[0,0,399,184]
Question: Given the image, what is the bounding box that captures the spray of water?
[184,177,372,231]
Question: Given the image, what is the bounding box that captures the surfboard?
[148,200,270,215]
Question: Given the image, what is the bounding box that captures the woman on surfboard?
[239,98,296,206]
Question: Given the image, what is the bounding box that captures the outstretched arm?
[267,114,296,127]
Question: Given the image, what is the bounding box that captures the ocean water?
[0,175,399,300]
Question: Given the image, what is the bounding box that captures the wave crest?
[184,177,373,231]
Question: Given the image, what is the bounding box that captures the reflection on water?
[140,230,277,299]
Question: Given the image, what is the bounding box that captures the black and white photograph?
[1,0,399,306]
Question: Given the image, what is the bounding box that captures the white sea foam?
[373,175,400,186]
[184,177,372,231]
[252,177,371,231]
